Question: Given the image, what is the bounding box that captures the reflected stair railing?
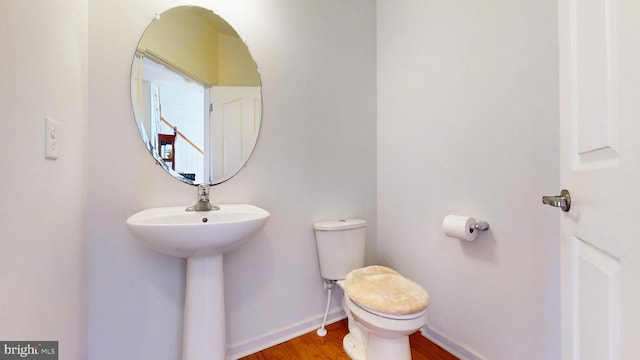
[160,116,204,155]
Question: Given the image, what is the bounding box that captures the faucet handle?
[197,184,210,197]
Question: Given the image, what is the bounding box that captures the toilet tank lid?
[314,219,366,231]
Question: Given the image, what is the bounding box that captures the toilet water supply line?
[317,280,335,337]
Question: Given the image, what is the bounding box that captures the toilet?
[314,219,430,360]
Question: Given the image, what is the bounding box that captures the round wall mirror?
[130,6,262,185]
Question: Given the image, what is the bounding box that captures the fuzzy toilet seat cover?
[344,265,430,316]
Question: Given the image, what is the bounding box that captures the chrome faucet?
[186,184,220,212]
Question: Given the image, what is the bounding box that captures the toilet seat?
[338,279,425,319]
[352,300,426,320]
[344,265,430,316]
[344,295,428,334]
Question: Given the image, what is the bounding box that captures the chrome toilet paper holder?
[470,221,490,233]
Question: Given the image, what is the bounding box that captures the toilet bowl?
[343,295,427,360]
[314,219,430,360]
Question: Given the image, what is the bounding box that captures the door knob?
[541,189,571,212]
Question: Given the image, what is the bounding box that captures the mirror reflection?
[131,6,262,185]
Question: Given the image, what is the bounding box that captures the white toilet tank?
[314,219,366,281]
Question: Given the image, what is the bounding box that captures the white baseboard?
[227,308,346,360]
[227,311,487,360]
[420,323,488,360]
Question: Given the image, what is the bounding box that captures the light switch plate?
[45,116,58,160]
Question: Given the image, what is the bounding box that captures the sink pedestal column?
[183,253,226,360]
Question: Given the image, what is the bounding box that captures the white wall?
[0,1,88,359]
[87,0,376,359]
[376,1,560,359]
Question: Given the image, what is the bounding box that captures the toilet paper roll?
[442,215,477,241]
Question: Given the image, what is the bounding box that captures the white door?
[208,86,261,182]
[557,0,640,359]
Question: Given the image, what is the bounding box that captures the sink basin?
[126,204,269,257]
[126,203,269,360]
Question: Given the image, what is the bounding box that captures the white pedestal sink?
[126,204,270,360]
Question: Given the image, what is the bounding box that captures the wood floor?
[239,319,458,360]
